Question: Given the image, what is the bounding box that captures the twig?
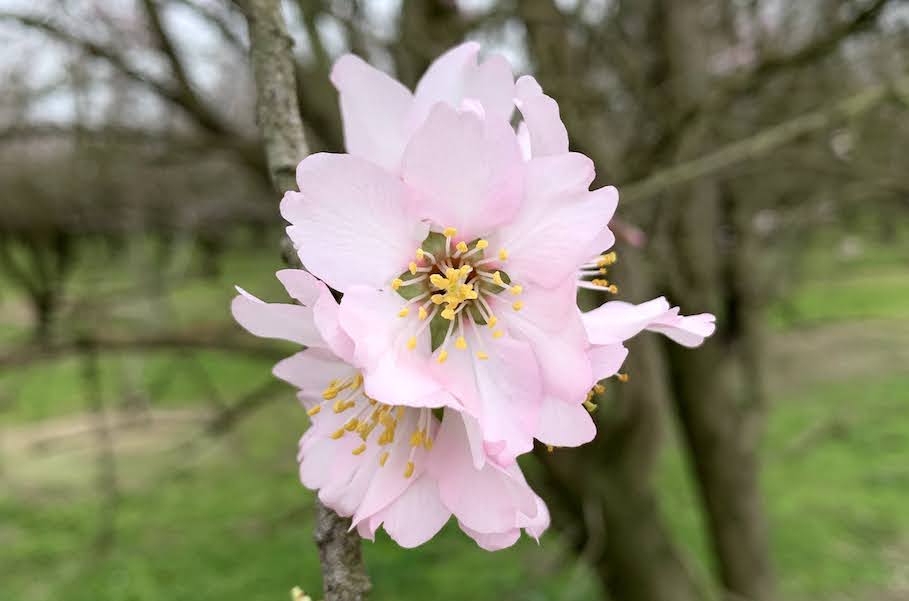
[239,1,370,599]
[621,72,909,202]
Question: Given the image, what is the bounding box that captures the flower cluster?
[232,43,715,550]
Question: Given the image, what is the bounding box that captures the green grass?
[3,229,909,600]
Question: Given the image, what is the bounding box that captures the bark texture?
[241,2,370,599]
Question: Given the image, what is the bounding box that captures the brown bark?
[240,2,370,599]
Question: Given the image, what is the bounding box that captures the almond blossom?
[231,270,548,550]
[282,44,619,466]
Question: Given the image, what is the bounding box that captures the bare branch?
[239,2,370,599]
[622,73,909,202]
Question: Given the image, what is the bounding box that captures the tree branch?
[239,2,370,599]
[621,73,909,202]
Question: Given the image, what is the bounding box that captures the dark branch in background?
[0,12,266,176]
[238,1,370,599]
[621,72,909,202]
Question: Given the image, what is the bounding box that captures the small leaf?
[429,310,451,351]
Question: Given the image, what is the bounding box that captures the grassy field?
[2,231,908,601]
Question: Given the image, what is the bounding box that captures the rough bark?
[241,2,370,599]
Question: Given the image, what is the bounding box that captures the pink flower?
[281,43,618,466]
[231,270,548,550]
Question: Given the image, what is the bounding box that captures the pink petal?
[272,348,352,399]
[275,269,323,305]
[647,311,717,347]
[401,103,523,238]
[330,54,413,171]
[589,343,629,380]
[534,394,596,447]
[411,42,515,128]
[429,410,538,534]
[281,154,428,291]
[231,287,323,346]
[581,297,672,345]
[514,75,568,157]
[458,523,521,551]
[497,280,592,405]
[518,496,550,540]
[369,475,451,548]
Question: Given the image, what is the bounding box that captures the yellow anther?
[617,373,630,383]
[608,284,618,294]
[322,389,338,401]
[441,308,456,320]
[492,271,505,286]
[492,329,504,339]
[409,262,418,275]
[398,307,410,318]
[410,430,424,447]
[416,248,425,260]
[407,336,417,351]
[404,461,415,478]
[445,267,458,280]
[307,405,321,416]
[418,306,428,320]
[424,436,433,450]
[330,428,345,440]
[476,239,489,250]
[486,315,498,328]
[332,399,348,413]
[456,241,468,253]
[509,285,523,295]
[351,443,367,456]
[442,227,457,238]
[476,351,489,360]
[512,301,523,311]
[379,451,389,466]
[596,252,617,267]
[455,336,467,350]
[594,384,606,394]
[592,278,610,287]
[547,445,554,453]
[437,350,449,364]
[459,264,472,276]
[498,248,509,261]
[345,419,359,432]
[431,294,445,305]
[583,399,599,413]
[391,278,404,290]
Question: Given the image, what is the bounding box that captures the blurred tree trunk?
[661,3,775,599]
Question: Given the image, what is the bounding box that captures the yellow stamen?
[492,330,504,339]
[431,294,445,305]
[594,384,606,394]
[379,451,389,466]
[455,336,467,350]
[424,436,433,450]
[351,443,366,456]
[391,278,403,290]
[442,227,457,238]
[416,248,425,260]
[476,351,489,360]
[596,252,617,267]
[307,405,321,416]
[404,461,415,478]
[583,399,598,413]
[330,428,345,440]
[512,301,523,311]
[345,419,359,432]
[492,271,505,286]
[409,262,418,275]
[407,336,417,351]
[418,306,428,320]
[546,445,554,453]
[398,307,410,318]
[487,315,498,328]
[437,350,449,364]
[430,274,449,289]
[456,241,468,253]
[509,285,523,295]
[475,239,489,250]
[441,308,456,320]
[410,430,424,447]
[617,373,630,383]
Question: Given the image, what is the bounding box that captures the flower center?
[391,227,524,363]
[307,372,434,478]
